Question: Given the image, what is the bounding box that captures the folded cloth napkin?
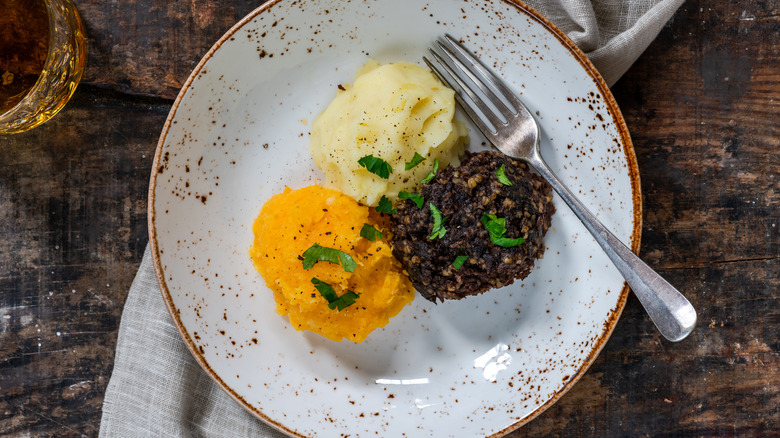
[99,0,683,435]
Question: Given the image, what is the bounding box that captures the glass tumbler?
[0,0,87,134]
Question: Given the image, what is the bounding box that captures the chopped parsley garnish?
[452,255,469,269]
[404,152,426,170]
[301,243,356,272]
[481,212,525,247]
[421,158,439,183]
[496,164,513,186]
[311,277,360,311]
[359,223,383,241]
[398,191,424,209]
[428,202,447,240]
[358,155,392,179]
[375,196,397,214]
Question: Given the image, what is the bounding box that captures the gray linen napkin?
[99,0,683,435]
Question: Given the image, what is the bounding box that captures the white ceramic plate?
[149,0,641,436]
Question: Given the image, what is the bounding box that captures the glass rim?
[0,0,87,134]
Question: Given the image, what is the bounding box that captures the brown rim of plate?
[147,0,642,436]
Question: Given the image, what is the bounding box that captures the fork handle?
[528,154,697,342]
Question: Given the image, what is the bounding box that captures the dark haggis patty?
[390,150,555,302]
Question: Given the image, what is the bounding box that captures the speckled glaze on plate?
[148,0,641,436]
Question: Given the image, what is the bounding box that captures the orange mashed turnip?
[249,185,415,342]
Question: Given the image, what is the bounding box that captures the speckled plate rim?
[147,0,642,436]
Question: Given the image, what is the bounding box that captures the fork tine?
[434,39,514,119]
[423,56,491,137]
[425,48,505,133]
[442,34,526,114]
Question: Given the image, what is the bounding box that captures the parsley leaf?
[452,255,469,269]
[375,196,397,214]
[404,152,426,170]
[421,158,439,183]
[301,243,357,272]
[496,163,513,186]
[311,277,338,302]
[481,213,507,237]
[359,223,383,241]
[311,277,360,311]
[428,202,448,240]
[398,191,424,209]
[480,212,525,247]
[330,290,360,311]
[358,155,392,179]
[491,235,525,247]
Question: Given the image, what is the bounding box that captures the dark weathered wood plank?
[0,88,169,436]
[76,0,264,99]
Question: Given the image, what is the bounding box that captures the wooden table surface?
[1,0,778,436]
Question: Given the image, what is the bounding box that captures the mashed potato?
[249,185,415,342]
[310,60,468,206]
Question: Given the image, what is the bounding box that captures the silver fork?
[424,35,696,342]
